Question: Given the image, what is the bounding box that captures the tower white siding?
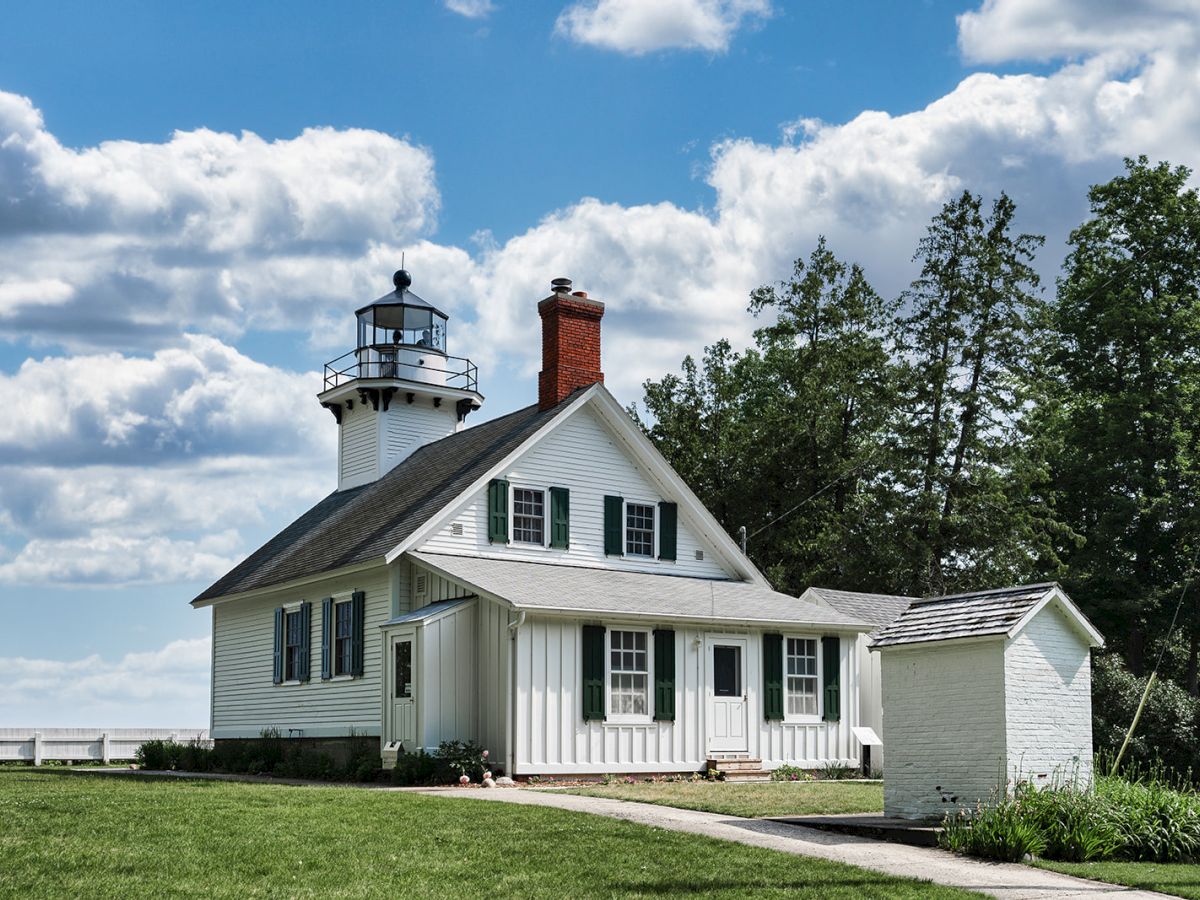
[339,401,377,489]
[383,400,459,471]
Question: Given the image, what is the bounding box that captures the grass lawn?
[0,770,970,899]
[564,779,884,818]
[1032,860,1200,899]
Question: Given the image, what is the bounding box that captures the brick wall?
[1004,603,1094,789]
[538,292,604,409]
[881,640,1008,819]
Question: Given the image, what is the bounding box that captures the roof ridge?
[914,582,1058,605]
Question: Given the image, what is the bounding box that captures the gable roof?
[803,587,916,628]
[869,582,1104,650]
[191,392,582,605]
[409,551,871,630]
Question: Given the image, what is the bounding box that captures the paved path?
[417,787,1173,900]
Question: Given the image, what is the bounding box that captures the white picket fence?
[0,728,211,765]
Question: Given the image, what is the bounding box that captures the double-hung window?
[334,600,354,676]
[512,488,545,545]
[625,502,655,557]
[786,637,819,717]
[285,610,304,682]
[609,629,649,716]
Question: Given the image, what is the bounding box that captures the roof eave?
[1007,585,1105,648]
[190,558,387,608]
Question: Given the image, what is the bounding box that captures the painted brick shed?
[869,583,1104,820]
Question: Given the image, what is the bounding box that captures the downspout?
[506,610,526,779]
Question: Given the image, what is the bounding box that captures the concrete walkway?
[417,787,1174,900]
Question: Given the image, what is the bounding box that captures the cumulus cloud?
[444,0,495,18]
[555,0,771,55]
[0,637,210,726]
[958,0,1200,64]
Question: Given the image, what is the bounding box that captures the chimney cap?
[550,277,572,293]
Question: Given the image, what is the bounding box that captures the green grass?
[564,779,884,818]
[0,770,969,898]
[1033,860,1200,899]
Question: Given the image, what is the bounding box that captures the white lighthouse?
[318,270,484,491]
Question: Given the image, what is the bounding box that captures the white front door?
[706,636,748,753]
[390,633,417,749]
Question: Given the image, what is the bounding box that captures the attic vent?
[414,573,428,602]
[451,522,464,536]
[694,550,704,561]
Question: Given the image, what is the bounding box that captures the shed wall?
[417,603,477,748]
[881,641,1007,818]
[210,567,389,738]
[418,406,732,578]
[1003,604,1094,788]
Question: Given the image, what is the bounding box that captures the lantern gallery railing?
[323,348,479,393]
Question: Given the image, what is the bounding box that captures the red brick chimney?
[538,277,604,410]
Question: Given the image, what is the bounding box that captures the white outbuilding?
[870,583,1104,820]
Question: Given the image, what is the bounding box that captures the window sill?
[327,674,357,682]
[278,680,305,687]
[604,715,655,726]
[782,715,825,725]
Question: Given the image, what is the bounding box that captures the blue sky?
[2,0,1198,726]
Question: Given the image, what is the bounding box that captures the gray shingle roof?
[191,393,582,604]
[806,587,916,628]
[869,583,1058,649]
[409,551,872,629]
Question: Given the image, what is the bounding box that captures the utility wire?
[744,452,879,543]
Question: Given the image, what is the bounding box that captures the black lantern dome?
[355,270,448,355]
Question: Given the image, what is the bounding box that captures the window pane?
[609,630,649,715]
[785,639,818,716]
[512,488,545,544]
[394,640,412,698]
[713,645,741,697]
[625,503,655,556]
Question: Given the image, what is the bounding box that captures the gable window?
[334,600,354,676]
[609,629,649,716]
[786,637,819,717]
[625,503,655,557]
[512,488,545,545]
[285,610,304,682]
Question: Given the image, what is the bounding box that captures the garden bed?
[565,779,884,818]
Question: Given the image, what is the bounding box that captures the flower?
[483,770,492,780]
[459,774,470,785]
[482,750,489,759]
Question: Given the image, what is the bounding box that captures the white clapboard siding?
[211,567,390,739]
[512,615,860,775]
[339,400,377,487]
[420,406,732,578]
[383,401,458,471]
[0,728,209,764]
[1004,604,1094,786]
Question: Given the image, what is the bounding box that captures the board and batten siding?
[476,596,511,765]
[1004,605,1094,787]
[415,602,476,748]
[856,632,885,771]
[512,614,860,775]
[210,567,390,739]
[418,406,731,578]
[881,641,1007,819]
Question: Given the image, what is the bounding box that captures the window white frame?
[605,626,653,723]
[280,601,305,685]
[509,484,549,548]
[782,634,822,722]
[622,499,657,559]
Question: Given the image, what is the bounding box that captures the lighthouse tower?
[319,270,483,491]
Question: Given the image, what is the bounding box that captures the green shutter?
[658,502,677,561]
[272,607,284,685]
[763,633,783,721]
[297,601,312,682]
[603,495,623,556]
[487,479,509,544]
[581,624,606,721]
[653,629,675,721]
[822,635,841,722]
[321,597,333,681]
[350,591,366,677]
[549,487,570,549]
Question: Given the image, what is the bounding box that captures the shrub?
[818,762,857,780]
[135,739,174,771]
[391,750,440,786]
[942,796,1048,862]
[771,764,812,782]
[434,740,489,783]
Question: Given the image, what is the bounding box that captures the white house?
[801,587,915,773]
[192,271,873,777]
[870,583,1104,819]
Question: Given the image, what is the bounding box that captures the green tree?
[1045,157,1200,679]
[891,191,1049,595]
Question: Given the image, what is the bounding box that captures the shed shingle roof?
[192,392,582,604]
[807,587,916,628]
[409,551,871,629]
[868,583,1058,649]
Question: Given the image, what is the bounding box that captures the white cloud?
[957,0,1200,64]
[555,0,771,55]
[444,0,495,18]
[0,637,210,726]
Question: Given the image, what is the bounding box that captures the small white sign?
[852,726,882,747]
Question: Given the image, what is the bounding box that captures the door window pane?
[713,645,741,697]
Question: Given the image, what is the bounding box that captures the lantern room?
[356,270,448,355]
